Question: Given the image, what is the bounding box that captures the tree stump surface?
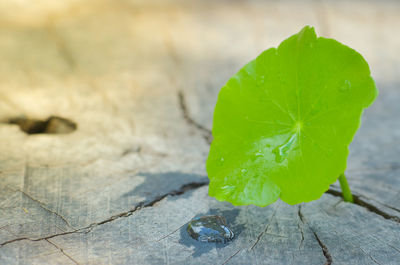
[0,0,399,264]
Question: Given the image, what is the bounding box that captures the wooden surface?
[0,0,399,264]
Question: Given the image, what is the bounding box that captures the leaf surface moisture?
[206,26,378,206]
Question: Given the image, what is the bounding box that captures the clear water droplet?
[221,185,235,195]
[340,80,351,92]
[272,133,297,163]
[256,75,265,87]
[255,150,263,157]
[187,215,234,243]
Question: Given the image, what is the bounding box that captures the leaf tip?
[298,25,317,40]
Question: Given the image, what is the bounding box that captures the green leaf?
[206,26,378,206]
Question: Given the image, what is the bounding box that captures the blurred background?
[0,0,398,165]
[0,0,399,264]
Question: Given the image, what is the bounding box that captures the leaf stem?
[338,174,354,203]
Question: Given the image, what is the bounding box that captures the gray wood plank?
[2,187,399,264]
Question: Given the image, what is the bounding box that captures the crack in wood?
[18,189,74,230]
[80,180,209,234]
[359,246,383,265]
[250,204,279,250]
[221,249,241,265]
[45,239,80,265]
[297,206,305,250]
[312,232,332,265]
[377,202,400,214]
[3,179,398,263]
[326,189,400,224]
[178,90,213,145]
[156,223,185,242]
[0,181,208,248]
[355,193,400,214]
[298,205,332,265]
[0,230,81,248]
[162,27,213,146]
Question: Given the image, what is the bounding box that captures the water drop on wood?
[187,215,234,243]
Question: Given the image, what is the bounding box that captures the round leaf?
[206,26,378,206]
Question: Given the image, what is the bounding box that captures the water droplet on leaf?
[187,215,234,243]
[272,133,297,163]
[221,185,235,195]
[256,75,265,87]
[340,80,351,92]
[255,150,263,157]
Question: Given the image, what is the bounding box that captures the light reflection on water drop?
[272,133,297,163]
[221,185,235,195]
[187,215,234,243]
[255,149,263,157]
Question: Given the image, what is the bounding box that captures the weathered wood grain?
[0,0,399,264]
[2,187,399,264]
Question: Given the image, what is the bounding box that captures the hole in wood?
[7,116,77,134]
